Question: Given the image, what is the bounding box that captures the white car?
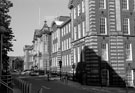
[21,70,31,75]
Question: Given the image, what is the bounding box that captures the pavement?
[13,85,22,93]
[55,77,135,93]
[15,75,135,93]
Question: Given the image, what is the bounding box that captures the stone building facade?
[51,16,71,72]
[32,21,51,71]
[23,45,33,70]
[68,0,135,87]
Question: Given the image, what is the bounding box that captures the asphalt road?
[21,76,90,93]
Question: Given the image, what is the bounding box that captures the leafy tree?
[14,57,24,71]
[0,0,14,72]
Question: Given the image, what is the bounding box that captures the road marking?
[42,86,51,90]
[35,79,42,80]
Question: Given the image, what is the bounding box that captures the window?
[62,56,64,66]
[57,43,58,51]
[69,54,71,65]
[122,0,129,10]
[69,38,71,48]
[62,41,63,51]
[65,55,67,66]
[82,0,85,13]
[74,7,76,19]
[52,58,53,67]
[52,33,53,40]
[123,18,130,35]
[67,55,69,66]
[56,57,57,66]
[65,39,67,50]
[74,48,76,63]
[74,26,77,40]
[77,47,80,62]
[82,21,85,37]
[81,46,85,62]
[126,43,132,61]
[62,56,63,66]
[77,4,81,16]
[78,24,81,38]
[67,39,69,49]
[55,43,57,52]
[66,25,69,34]
[53,44,55,52]
[101,43,108,61]
[100,17,107,34]
[134,0,135,10]
[61,28,63,37]
[64,40,66,51]
[99,0,106,9]
[63,27,65,36]
[69,23,71,32]
[63,41,64,51]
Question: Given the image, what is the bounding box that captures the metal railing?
[0,75,13,93]
[14,78,32,93]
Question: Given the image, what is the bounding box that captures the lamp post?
[0,26,6,86]
[72,63,75,81]
[59,60,62,80]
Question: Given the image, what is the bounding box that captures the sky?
[8,0,70,56]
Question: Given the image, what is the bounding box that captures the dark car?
[29,71,39,76]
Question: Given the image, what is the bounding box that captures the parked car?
[50,71,57,77]
[21,69,31,75]
[67,71,76,80]
[29,71,39,76]
[11,70,19,75]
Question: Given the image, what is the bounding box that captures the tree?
[14,57,24,71]
[0,0,14,72]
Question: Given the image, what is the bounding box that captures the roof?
[54,20,64,26]
[51,16,71,28]
[68,0,74,9]
[33,29,41,41]
[41,20,51,34]
[23,45,33,51]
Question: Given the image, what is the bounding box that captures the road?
[21,76,91,93]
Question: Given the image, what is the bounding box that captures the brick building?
[68,0,135,87]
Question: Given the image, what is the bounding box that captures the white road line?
[42,86,51,90]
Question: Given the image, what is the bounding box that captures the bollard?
[29,83,32,93]
[38,88,43,93]
[25,82,28,93]
[22,81,25,93]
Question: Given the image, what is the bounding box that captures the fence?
[0,75,13,93]
[38,87,43,93]
[14,78,32,93]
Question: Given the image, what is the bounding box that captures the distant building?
[9,56,24,71]
[68,0,135,87]
[23,45,33,70]
[32,21,51,71]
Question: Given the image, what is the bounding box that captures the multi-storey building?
[23,45,33,70]
[68,0,135,87]
[32,21,51,71]
[61,17,71,72]
[51,16,72,72]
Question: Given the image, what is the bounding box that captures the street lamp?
[59,60,62,80]
[0,26,7,86]
[72,63,75,81]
